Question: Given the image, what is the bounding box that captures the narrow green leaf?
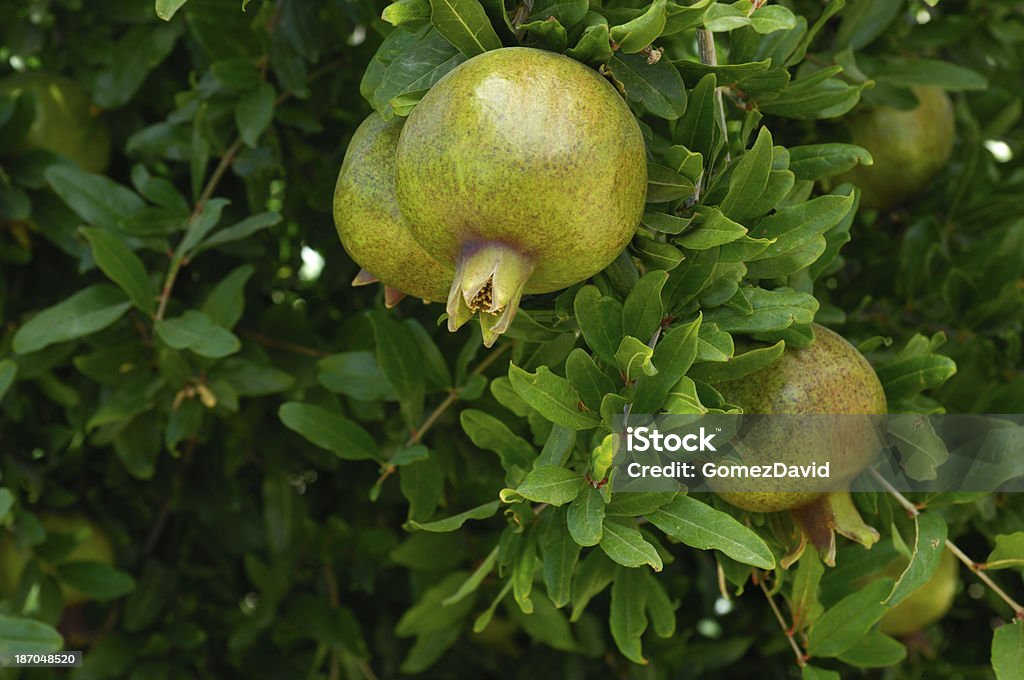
[155,310,241,358]
[540,507,581,608]
[610,53,687,120]
[567,485,605,546]
[428,0,502,57]
[0,615,63,656]
[57,562,136,600]
[82,228,155,315]
[13,285,131,354]
[609,0,667,53]
[599,517,663,571]
[408,501,501,532]
[720,127,773,220]
[609,567,648,663]
[986,532,1024,570]
[278,402,378,461]
[507,466,584,506]
[236,82,275,147]
[508,364,600,430]
[992,620,1024,680]
[155,0,189,21]
[45,165,145,227]
[622,270,667,341]
[838,631,907,668]
[0,359,17,403]
[806,579,891,657]
[649,496,775,569]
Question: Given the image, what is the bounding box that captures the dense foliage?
[1,0,1023,678]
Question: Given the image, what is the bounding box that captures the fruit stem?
[867,468,1024,619]
[448,242,535,347]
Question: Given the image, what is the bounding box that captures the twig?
[238,329,330,357]
[868,468,1024,619]
[759,574,807,667]
[154,137,245,321]
[404,343,511,447]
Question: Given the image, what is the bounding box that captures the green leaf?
[801,667,840,680]
[673,73,719,162]
[790,550,824,630]
[609,0,667,53]
[383,0,431,27]
[806,578,891,657]
[45,165,145,227]
[193,212,281,254]
[875,59,987,91]
[57,562,136,600]
[278,402,378,461]
[986,532,1024,570]
[508,364,600,430]
[599,517,663,571]
[887,414,948,481]
[566,19,613,64]
[201,264,254,329]
[648,496,775,569]
[0,359,17,403]
[615,336,658,382]
[505,466,584,506]
[567,485,605,547]
[0,615,63,656]
[565,349,616,414]
[540,507,581,607]
[689,339,784,383]
[236,82,275,147]
[678,207,747,249]
[632,315,701,414]
[461,409,536,478]
[395,571,477,637]
[622,270,667,341]
[318,351,397,401]
[408,501,501,532]
[788,143,873,182]
[428,0,502,57]
[155,310,240,358]
[702,2,749,31]
[609,567,648,663]
[571,551,616,620]
[442,546,498,605]
[703,288,818,334]
[370,311,425,429]
[749,5,797,34]
[837,631,907,668]
[646,163,696,203]
[574,285,624,366]
[13,285,131,354]
[81,228,155,315]
[400,455,444,522]
[155,0,189,21]
[610,53,687,120]
[885,513,948,607]
[720,127,773,220]
[992,621,1024,680]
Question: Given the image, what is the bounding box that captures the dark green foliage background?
[1,0,1023,678]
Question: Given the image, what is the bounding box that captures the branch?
[868,468,1024,620]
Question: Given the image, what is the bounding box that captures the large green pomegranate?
[837,86,954,211]
[0,512,114,607]
[333,113,452,306]
[712,324,888,513]
[0,72,112,174]
[878,549,958,636]
[395,47,647,346]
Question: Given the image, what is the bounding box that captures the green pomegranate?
[878,549,958,636]
[0,512,114,607]
[333,113,452,306]
[837,86,954,211]
[395,47,647,346]
[712,324,888,513]
[0,72,112,174]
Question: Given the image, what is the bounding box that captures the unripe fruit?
[333,113,453,306]
[0,512,114,607]
[878,549,958,636]
[0,72,112,174]
[838,86,954,211]
[395,47,647,346]
[712,324,887,513]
